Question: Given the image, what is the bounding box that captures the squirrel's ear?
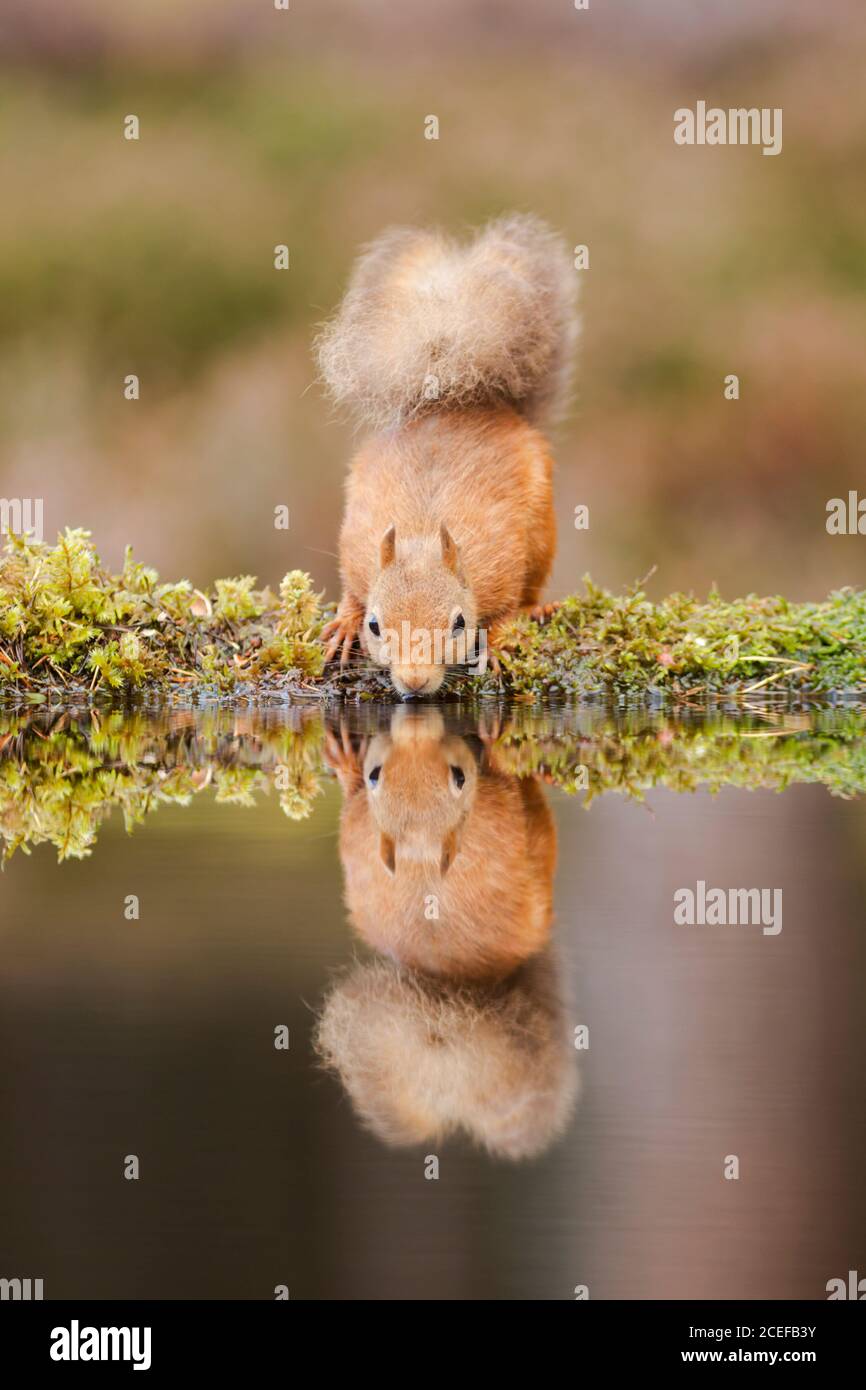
[440,523,460,574]
[379,524,396,569]
[379,831,396,875]
[440,826,460,876]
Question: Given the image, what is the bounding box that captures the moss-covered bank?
[1,530,864,706]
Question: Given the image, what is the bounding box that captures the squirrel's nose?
[393,666,444,698]
[400,672,428,693]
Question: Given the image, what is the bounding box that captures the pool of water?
[1,703,864,1299]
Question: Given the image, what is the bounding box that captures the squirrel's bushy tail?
[317,214,578,429]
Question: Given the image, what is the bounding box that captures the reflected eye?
[368,616,380,638]
[452,613,465,634]
[450,765,465,791]
[368,765,382,788]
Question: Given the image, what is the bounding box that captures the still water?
[1,703,864,1300]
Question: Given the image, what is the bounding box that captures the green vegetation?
[491,579,866,702]
[0,529,325,701]
[1,706,864,863]
[1,532,864,706]
[0,709,326,861]
[491,708,866,802]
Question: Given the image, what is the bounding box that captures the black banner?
[1,1300,861,1374]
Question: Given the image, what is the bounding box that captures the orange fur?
[333,708,557,980]
[317,215,576,695]
[314,953,578,1160]
[342,408,556,621]
[316,707,577,1159]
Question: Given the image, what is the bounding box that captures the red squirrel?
[317,214,578,697]
[317,708,578,1158]
[323,706,557,978]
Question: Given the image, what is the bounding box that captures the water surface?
[1,704,864,1299]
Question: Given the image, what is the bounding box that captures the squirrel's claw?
[483,621,508,682]
[478,708,504,744]
[323,723,365,790]
[323,726,348,770]
[320,618,344,663]
[526,600,561,625]
[322,606,363,667]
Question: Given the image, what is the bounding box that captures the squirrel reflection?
[317,707,578,1161]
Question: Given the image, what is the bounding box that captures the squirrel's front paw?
[486,647,503,678]
[481,621,511,680]
[526,600,561,625]
[321,601,364,667]
[323,723,364,789]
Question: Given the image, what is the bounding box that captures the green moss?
[480,577,866,703]
[491,707,866,803]
[1,706,863,863]
[0,709,327,861]
[0,530,325,700]
[1,533,864,705]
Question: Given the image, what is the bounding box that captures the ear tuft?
[440,826,459,876]
[440,523,459,575]
[380,524,396,568]
[380,831,397,875]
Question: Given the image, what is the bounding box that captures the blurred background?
[1,0,865,602]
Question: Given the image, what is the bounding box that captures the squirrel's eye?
[450,765,466,791]
[452,613,465,634]
[368,765,382,788]
[368,616,380,637]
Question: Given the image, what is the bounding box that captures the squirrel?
[317,213,578,697]
[323,706,557,980]
[317,706,578,1158]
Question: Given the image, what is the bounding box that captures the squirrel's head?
[362,707,477,876]
[336,706,556,979]
[362,523,479,698]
